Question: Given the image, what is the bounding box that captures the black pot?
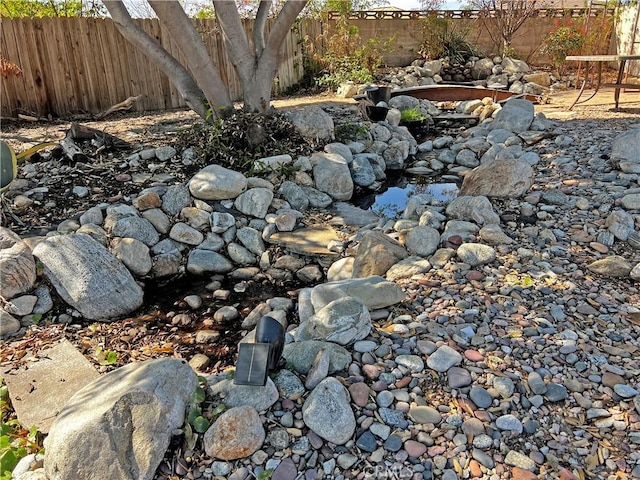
[366,105,389,122]
[364,85,392,105]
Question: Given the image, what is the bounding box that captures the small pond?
[352,174,460,219]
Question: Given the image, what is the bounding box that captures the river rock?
[611,127,640,173]
[456,243,497,266]
[111,238,152,276]
[302,377,355,445]
[445,196,500,225]
[490,98,534,133]
[296,296,371,345]
[234,188,273,219]
[286,106,335,143]
[472,58,495,79]
[44,358,197,480]
[208,377,278,412]
[427,345,463,372]
[33,233,143,320]
[189,165,248,200]
[386,256,432,281]
[0,227,36,300]
[186,250,234,274]
[587,256,632,277]
[310,276,405,311]
[282,340,351,375]
[404,225,440,257]
[0,309,21,336]
[204,405,265,460]
[311,152,354,201]
[460,158,534,198]
[352,231,408,277]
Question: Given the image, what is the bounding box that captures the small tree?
[469,0,541,54]
[101,0,308,120]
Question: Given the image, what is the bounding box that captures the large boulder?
[472,58,495,80]
[286,106,335,143]
[296,296,371,346]
[490,99,535,133]
[44,358,198,480]
[189,165,248,200]
[310,276,405,312]
[33,234,143,320]
[460,159,534,198]
[352,230,408,278]
[611,128,640,173]
[0,227,36,300]
[311,152,354,201]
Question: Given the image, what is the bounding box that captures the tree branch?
[253,1,272,57]
[102,0,209,120]
[212,0,254,79]
[264,0,306,56]
[148,0,232,117]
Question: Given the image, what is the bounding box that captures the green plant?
[94,345,118,366]
[334,121,369,143]
[400,106,426,123]
[0,378,43,480]
[419,15,480,64]
[540,20,585,73]
[313,10,394,90]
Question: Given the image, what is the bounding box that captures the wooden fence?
[0,9,631,118]
[0,17,319,118]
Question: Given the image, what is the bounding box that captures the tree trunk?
[102,0,210,120]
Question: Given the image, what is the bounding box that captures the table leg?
[614,59,626,110]
[569,61,601,110]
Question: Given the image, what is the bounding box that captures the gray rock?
[169,222,204,245]
[111,217,159,247]
[441,220,480,243]
[278,181,309,212]
[491,98,534,133]
[189,165,248,200]
[204,406,265,460]
[426,345,462,372]
[456,243,496,266]
[324,142,353,163]
[611,128,640,173]
[409,405,441,424]
[300,185,333,208]
[386,256,432,281]
[208,377,278,412]
[227,242,256,265]
[272,369,306,398]
[32,285,54,314]
[311,152,354,201]
[479,224,513,245]
[352,230,408,278]
[446,196,500,226]
[79,206,103,226]
[296,296,371,346]
[329,202,380,227]
[253,154,292,173]
[495,414,523,433]
[383,140,410,170]
[141,208,171,234]
[389,95,420,110]
[234,188,273,219]
[404,225,440,257]
[545,383,568,402]
[470,387,492,408]
[350,154,376,187]
[621,193,640,210]
[460,158,534,198]
[472,58,495,79]
[0,309,20,336]
[286,106,334,143]
[606,210,635,241]
[187,250,234,274]
[613,384,639,398]
[210,212,236,233]
[44,358,197,480]
[310,276,405,311]
[161,184,192,216]
[305,348,331,390]
[282,340,351,375]
[33,234,143,320]
[527,372,546,395]
[396,354,424,372]
[111,237,152,276]
[302,377,355,445]
[236,227,265,256]
[0,227,36,300]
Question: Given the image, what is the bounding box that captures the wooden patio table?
[564,55,640,110]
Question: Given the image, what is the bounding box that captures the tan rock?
[204,405,265,460]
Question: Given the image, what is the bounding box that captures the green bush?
[419,15,480,64]
[541,21,585,72]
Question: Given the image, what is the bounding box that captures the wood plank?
[0,19,22,116]
[43,17,76,115]
[78,18,103,113]
[20,19,51,116]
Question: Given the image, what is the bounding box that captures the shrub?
[419,15,480,65]
[541,20,585,73]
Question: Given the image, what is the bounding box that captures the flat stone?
[1,339,100,433]
[356,431,377,452]
[470,387,493,408]
[269,226,339,256]
[426,345,462,372]
[448,367,472,388]
[409,405,441,425]
[272,458,297,480]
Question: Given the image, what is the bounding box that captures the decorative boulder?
[0,227,36,300]
[311,152,354,201]
[44,358,198,480]
[189,164,248,200]
[285,106,335,143]
[490,99,535,133]
[611,128,640,174]
[302,377,355,445]
[296,296,371,346]
[33,233,144,320]
[460,159,534,198]
[352,231,408,278]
